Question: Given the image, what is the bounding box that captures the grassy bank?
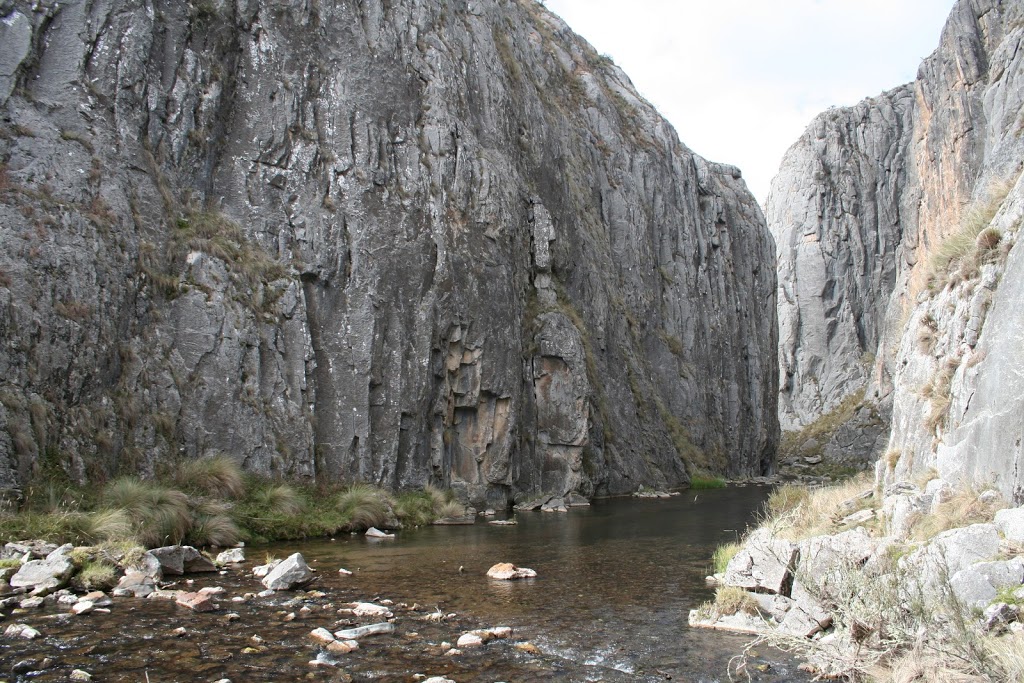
[0,457,465,548]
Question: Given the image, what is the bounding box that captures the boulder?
[10,544,74,595]
[81,591,112,607]
[798,528,877,587]
[687,608,769,635]
[252,560,281,579]
[950,558,1024,610]
[995,507,1024,543]
[486,563,537,580]
[456,632,485,647]
[262,553,313,591]
[148,546,217,575]
[5,623,41,639]
[723,529,798,595]
[983,602,1019,632]
[71,601,94,615]
[902,524,1001,593]
[364,527,395,538]
[114,570,156,598]
[216,548,245,565]
[176,592,217,612]
[2,541,57,560]
[309,627,335,645]
[347,602,392,618]
[326,640,358,654]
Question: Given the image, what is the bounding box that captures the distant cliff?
[768,0,1024,498]
[0,0,778,506]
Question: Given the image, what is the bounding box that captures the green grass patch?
[712,541,742,574]
[689,476,726,490]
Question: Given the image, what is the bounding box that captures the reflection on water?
[0,485,810,682]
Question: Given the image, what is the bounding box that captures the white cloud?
[544,0,956,204]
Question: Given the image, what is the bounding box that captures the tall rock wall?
[768,0,1024,498]
[0,0,778,506]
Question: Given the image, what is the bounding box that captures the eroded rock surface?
[0,0,777,505]
[769,0,1024,492]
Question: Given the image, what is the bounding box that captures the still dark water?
[2,486,810,682]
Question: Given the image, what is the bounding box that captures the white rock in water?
[364,527,395,538]
[338,567,353,575]
[216,548,245,565]
[457,633,484,648]
[333,622,395,640]
[262,553,313,591]
[309,627,335,645]
[71,601,94,615]
[70,670,92,681]
[251,560,280,579]
[486,563,537,580]
[348,602,392,618]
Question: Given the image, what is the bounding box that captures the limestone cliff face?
[769,0,1024,497]
[0,0,778,505]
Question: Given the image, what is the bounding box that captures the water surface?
[1,485,809,682]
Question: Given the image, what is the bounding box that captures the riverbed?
[1,486,810,682]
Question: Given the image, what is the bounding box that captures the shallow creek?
[1,486,810,682]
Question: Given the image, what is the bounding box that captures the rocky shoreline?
[0,537,545,683]
[689,475,1024,680]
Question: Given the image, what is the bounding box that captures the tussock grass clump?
[169,455,245,499]
[101,478,191,547]
[395,484,462,525]
[252,483,305,517]
[337,484,395,531]
[75,559,118,590]
[925,180,1013,291]
[187,511,240,547]
[765,484,810,518]
[712,585,760,617]
[436,500,467,520]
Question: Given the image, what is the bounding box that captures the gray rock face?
[723,529,798,595]
[769,87,915,430]
[769,0,1024,493]
[0,0,777,504]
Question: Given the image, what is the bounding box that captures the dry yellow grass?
[764,472,877,541]
[907,486,1008,542]
[712,585,760,617]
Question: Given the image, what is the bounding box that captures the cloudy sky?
[544,0,957,204]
